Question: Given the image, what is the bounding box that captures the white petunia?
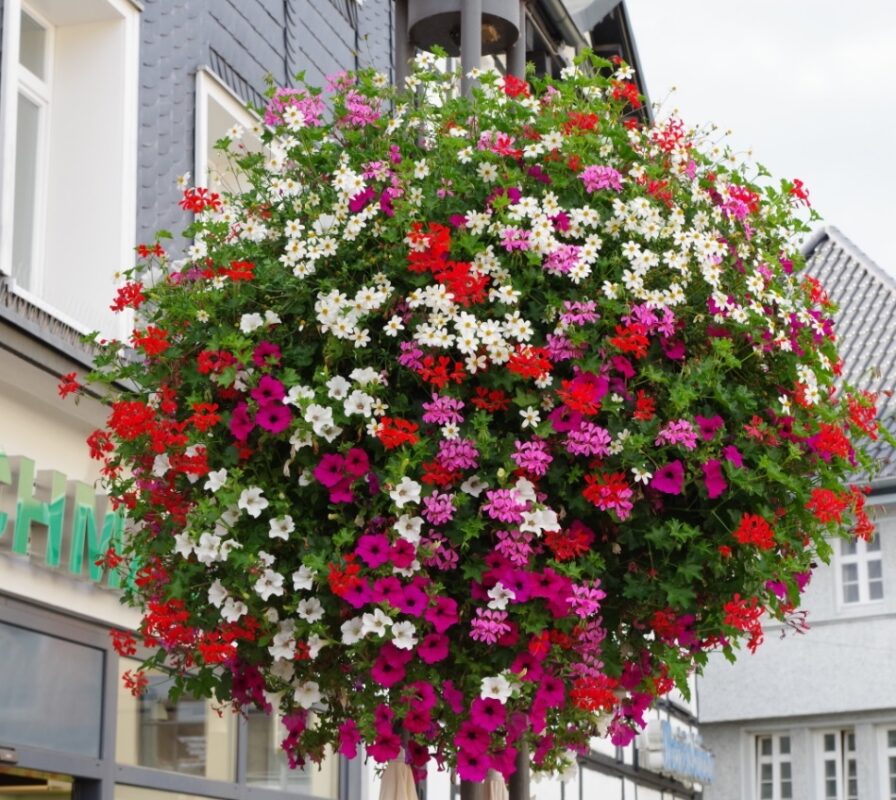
[173,531,194,558]
[204,468,227,492]
[293,680,322,709]
[307,633,326,659]
[360,608,392,637]
[344,390,374,417]
[297,597,324,623]
[394,514,424,544]
[292,565,315,591]
[480,675,513,704]
[341,616,365,645]
[520,507,559,536]
[460,475,488,497]
[269,515,295,540]
[326,375,351,400]
[391,621,418,650]
[221,597,248,623]
[487,582,516,611]
[254,568,285,600]
[238,486,269,518]
[284,384,315,406]
[389,477,422,508]
[208,579,228,608]
[239,312,264,333]
[194,532,222,564]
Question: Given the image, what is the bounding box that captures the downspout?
[539,0,589,51]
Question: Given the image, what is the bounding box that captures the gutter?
[539,0,590,51]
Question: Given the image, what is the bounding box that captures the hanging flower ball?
[85,53,886,781]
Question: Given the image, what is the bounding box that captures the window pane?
[246,709,338,798]
[870,580,884,600]
[867,535,881,552]
[760,737,772,756]
[781,780,792,799]
[824,733,836,752]
[0,622,103,756]
[844,583,860,603]
[760,764,773,781]
[760,783,773,800]
[19,11,46,79]
[779,735,791,755]
[841,539,857,556]
[888,730,896,749]
[780,762,792,779]
[825,760,836,778]
[12,92,41,289]
[116,661,236,780]
[842,563,859,583]
[846,732,855,751]
[868,560,883,579]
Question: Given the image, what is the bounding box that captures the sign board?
[639,718,714,785]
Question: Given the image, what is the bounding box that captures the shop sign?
[0,453,124,588]
[639,719,714,785]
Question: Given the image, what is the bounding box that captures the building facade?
[1,2,701,799]
[697,227,896,800]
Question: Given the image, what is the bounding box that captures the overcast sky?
[624,0,896,276]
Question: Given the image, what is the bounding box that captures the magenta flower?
[511,652,544,683]
[579,164,623,192]
[373,576,404,607]
[535,673,566,709]
[328,477,355,504]
[367,731,401,763]
[511,438,554,476]
[454,721,490,752]
[422,490,456,526]
[695,414,724,440]
[417,633,449,664]
[389,538,417,569]
[651,460,685,495]
[702,459,727,499]
[456,750,489,782]
[482,489,527,524]
[397,583,428,616]
[470,697,506,732]
[438,438,479,470]
[655,419,698,450]
[442,680,465,714]
[548,404,584,433]
[422,393,465,425]
[425,596,459,632]
[229,401,255,442]
[402,705,432,734]
[489,746,518,780]
[313,453,345,488]
[342,579,372,609]
[337,719,361,758]
[255,402,291,433]
[252,341,281,369]
[565,422,612,457]
[370,643,412,688]
[356,533,390,568]
[251,374,286,405]
[723,444,744,467]
[470,608,511,644]
[343,448,370,477]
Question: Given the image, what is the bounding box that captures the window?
[195,69,261,196]
[0,0,139,339]
[882,728,896,800]
[756,734,793,800]
[838,533,883,605]
[816,730,858,800]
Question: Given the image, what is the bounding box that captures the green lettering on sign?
[68,481,124,582]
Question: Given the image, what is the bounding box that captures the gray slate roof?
[803,226,896,486]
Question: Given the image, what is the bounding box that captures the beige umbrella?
[486,769,509,800]
[378,755,417,800]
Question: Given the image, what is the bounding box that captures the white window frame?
[195,68,259,193]
[880,726,896,800]
[755,732,793,800]
[816,729,858,800]
[836,532,884,607]
[0,0,139,338]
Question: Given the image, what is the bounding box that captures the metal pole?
[507,0,526,78]
[460,0,482,97]
[394,0,410,87]
[460,779,486,800]
[508,739,530,800]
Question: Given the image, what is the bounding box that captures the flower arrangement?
[81,52,885,781]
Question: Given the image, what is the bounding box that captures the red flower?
[611,80,641,109]
[789,178,811,206]
[733,513,775,550]
[633,390,655,421]
[723,594,765,652]
[122,669,149,696]
[224,260,255,281]
[131,326,170,356]
[136,242,165,258]
[57,372,80,399]
[806,488,850,524]
[179,186,222,214]
[471,387,511,412]
[110,281,147,312]
[503,74,530,98]
[507,345,552,381]
[189,402,221,432]
[376,417,419,449]
[109,629,138,657]
[609,322,650,359]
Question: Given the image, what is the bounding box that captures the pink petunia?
[651,460,685,495]
[417,633,449,664]
[470,697,506,732]
[255,402,291,433]
[313,453,345,488]
[356,533,391,568]
[702,459,727,498]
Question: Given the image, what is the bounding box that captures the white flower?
[487,582,516,610]
[631,467,652,484]
[173,531,194,558]
[257,550,276,567]
[194,532,222,564]
[269,515,295,540]
[326,375,351,400]
[520,507,559,536]
[460,475,488,497]
[394,514,424,544]
[477,162,498,183]
[292,565,315,591]
[239,312,264,333]
[221,597,248,623]
[152,454,170,477]
[254,568,285,600]
[513,477,538,505]
[196,309,210,322]
[341,616,365,645]
[270,659,294,682]
[391,621,418,650]
[204,468,227,492]
[350,367,381,384]
[307,633,326,659]
[238,486,269,518]
[480,675,513,704]
[520,406,541,428]
[384,315,405,336]
[269,626,296,661]
[361,608,392,637]
[208,579,228,608]
[293,680,322,709]
[344,390,374,417]
[297,597,325,623]
[285,384,315,406]
[389,477,422,508]
[264,309,281,326]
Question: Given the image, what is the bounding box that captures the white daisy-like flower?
[631,467,653,484]
[480,675,513,704]
[238,486,269,518]
[520,406,541,429]
[269,515,295,540]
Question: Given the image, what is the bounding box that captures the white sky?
[624,0,896,275]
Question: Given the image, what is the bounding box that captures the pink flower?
[651,460,685,495]
[229,401,255,441]
[255,402,291,433]
[723,444,744,467]
[511,439,554,476]
[343,448,370,477]
[422,490,456,525]
[655,419,698,450]
[417,633,449,663]
[548,405,583,433]
[390,539,417,569]
[370,643,412,688]
[534,673,565,708]
[438,438,479,470]
[356,533,391,568]
[702,459,727,498]
[565,422,612,457]
[482,489,527,524]
[695,414,724,440]
[454,721,490,752]
[470,608,511,644]
[442,680,465,713]
[422,393,465,425]
[251,374,286,405]
[425,596,459,632]
[457,750,490,782]
[252,341,282,368]
[367,732,402,763]
[397,583,428,616]
[579,164,623,192]
[470,697,506,732]
[337,719,361,758]
[313,453,345,488]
